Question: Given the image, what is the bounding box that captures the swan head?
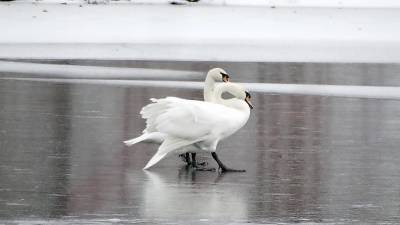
[207,68,230,83]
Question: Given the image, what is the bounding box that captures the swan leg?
[192,153,214,171]
[211,152,246,173]
[179,152,208,166]
[191,153,208,167]
[191,153,197,166]
[179,153,192,165]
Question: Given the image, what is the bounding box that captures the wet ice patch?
[5,202,30,206]
[351,203,383,209]
[106,218,121,223]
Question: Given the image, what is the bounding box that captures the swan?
[124,68,230,165]
[124,68,229,145]
[134,82,253,172]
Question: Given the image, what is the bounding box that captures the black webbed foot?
[195,166,216,171]
[211,152,246,173]
[219,167,246,173]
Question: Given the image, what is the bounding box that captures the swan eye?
[220,72,230,82]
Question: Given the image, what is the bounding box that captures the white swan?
[124,68,230,167]
[124,68,229,145]
[138,82,253,171]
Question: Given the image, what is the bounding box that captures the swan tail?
[140,98,167,133]
[142,132,165,144]
[124,133,155,146]
[143,136,201,170]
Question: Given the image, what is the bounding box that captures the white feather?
[143,152,167,170]
[123,132,165,146]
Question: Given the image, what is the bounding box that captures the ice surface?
[2,62,400,224]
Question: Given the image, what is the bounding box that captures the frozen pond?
[1,61,400,224]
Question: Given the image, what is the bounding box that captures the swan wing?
[143,136,202,169]
[143,151,168,170]
[141,97,224,140]
[140,97,247,169]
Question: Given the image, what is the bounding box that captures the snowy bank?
[1,3,400,62]
[3,77,400,100]
[12,0,400,8]
[0,61,202,80]
[2,61,400,100]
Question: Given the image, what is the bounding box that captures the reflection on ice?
[142,170,247,220]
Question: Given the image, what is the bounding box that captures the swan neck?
[204,74,216,102]
[215,86,246,113]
